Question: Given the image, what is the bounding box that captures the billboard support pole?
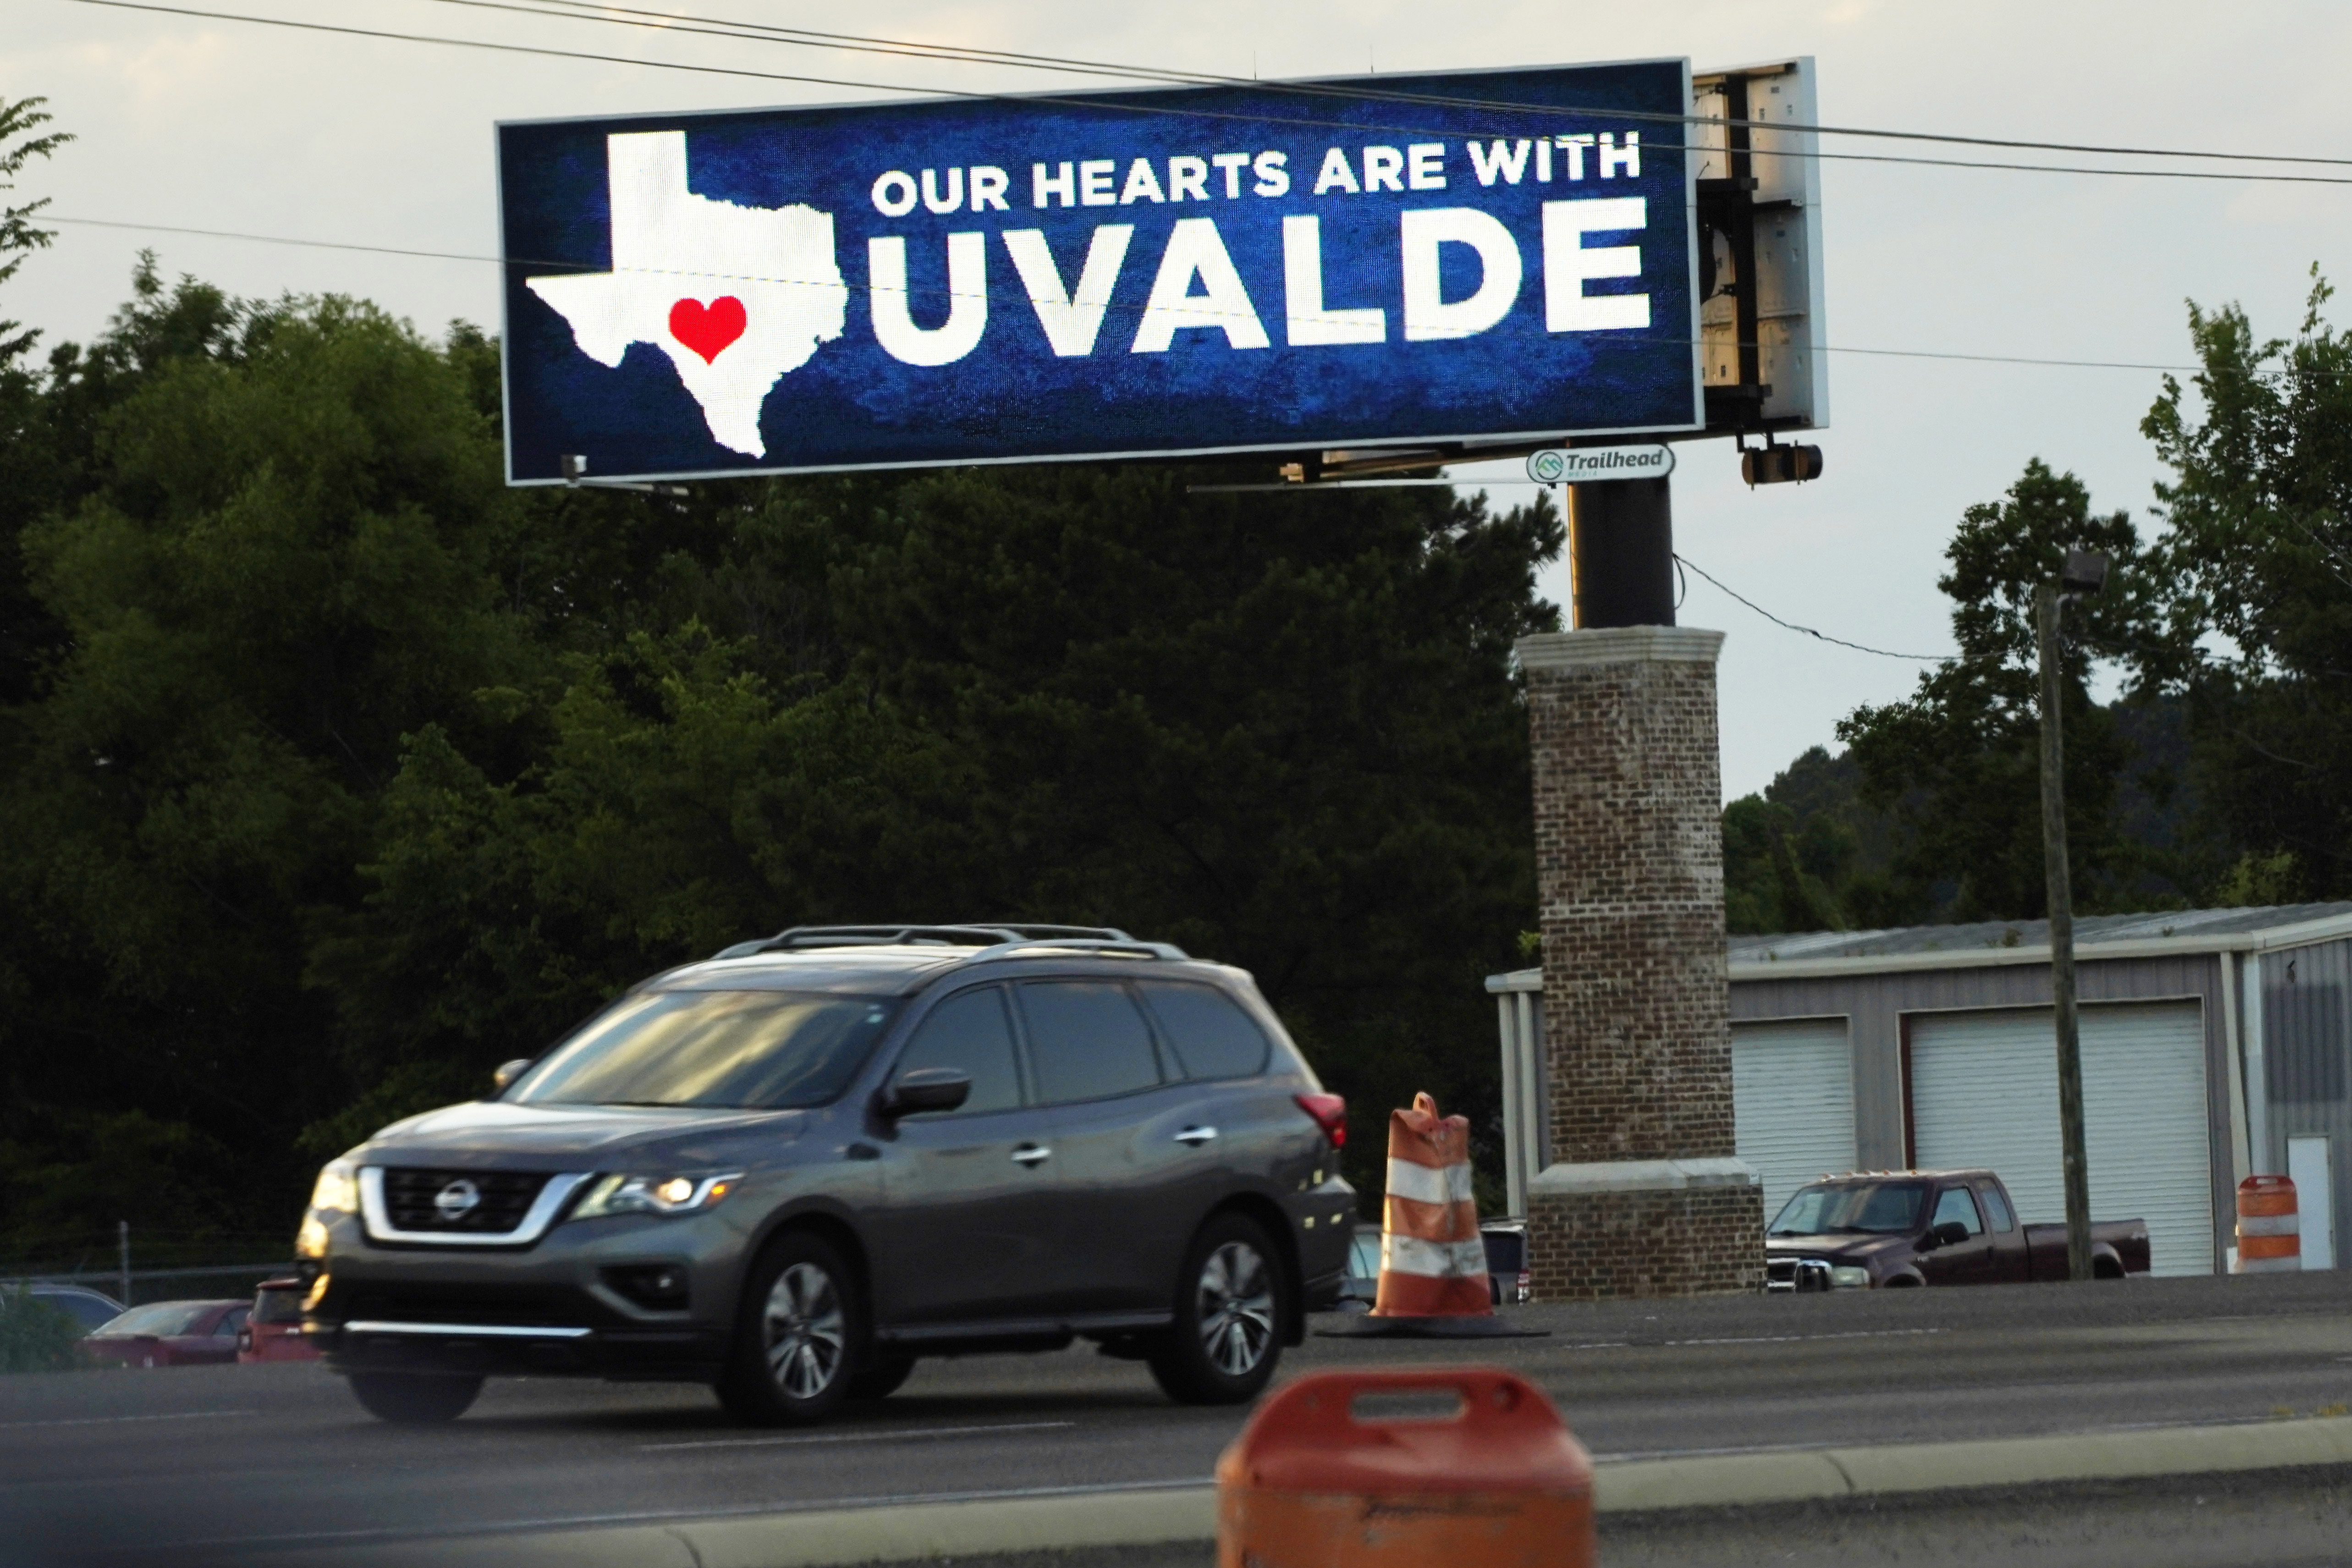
[1568,476,1676,629]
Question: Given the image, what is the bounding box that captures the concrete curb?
[245,1417,2352,1566]
[1594,1415,2352,1512]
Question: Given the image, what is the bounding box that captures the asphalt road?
[8,1270,2352,1567]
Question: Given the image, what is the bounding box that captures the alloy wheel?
[1194,1240,1274,1377]
[763,1260,846,1400]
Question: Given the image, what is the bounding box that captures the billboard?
[498,59,1700,484]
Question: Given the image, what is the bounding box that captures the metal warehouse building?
[1489,902,2352,1276]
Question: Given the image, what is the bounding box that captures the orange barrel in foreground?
[2234,1174,2302,1273]
[1216,1368,1593,1568]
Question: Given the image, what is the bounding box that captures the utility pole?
[2037,550,2109,1283]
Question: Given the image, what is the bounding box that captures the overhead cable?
[59,0,2352,187]
[39,212,2266,379]
[1675,555,1952,662]
[484,0,2352,171]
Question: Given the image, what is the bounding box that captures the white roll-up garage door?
[1732,1018,1857,1224]
[1909,1002,2213,1276]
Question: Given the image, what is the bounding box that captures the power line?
[482,0,2352,171]
[1674,554,1951,662]
[60,0,2352,188]
[41,212,2242,378]
[53,212,2345,383]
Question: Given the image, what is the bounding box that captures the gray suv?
[296,926,1355,1425]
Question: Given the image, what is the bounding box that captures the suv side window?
[1136,980,1271,1080]
[1933,1186,1985,1236]
[1017,980,1162,1104]
[894,985,1023,1115]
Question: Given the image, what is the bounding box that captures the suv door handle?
[1174,1126,1219,1146]
[1010,1144,1052,1166]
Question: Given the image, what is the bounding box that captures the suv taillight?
[1295,1093,1346,1149]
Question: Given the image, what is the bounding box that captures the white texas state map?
[528,131,848,458]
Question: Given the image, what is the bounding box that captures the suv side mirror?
[492,1059,533,1092]
[882,1067,971,1117]
[1931,1221,1971,1249]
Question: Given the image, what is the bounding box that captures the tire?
[715,1230,861,1425]
[847,1355,916,1401]
[346,1372,483,1424]
[1148,1212,1285,1406]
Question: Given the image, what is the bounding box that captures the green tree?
[0,277,554,1253]
[320,467,1563,1198]
[0,95,73,709]
[0,1288,81,1375]
[4,252,1565,1239]
[1835,460,2157,921]
[2138,270,2352,899]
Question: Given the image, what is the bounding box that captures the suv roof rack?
[966,936,1190,963]
[709,924,1147,960]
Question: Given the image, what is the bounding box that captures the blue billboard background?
[499,60,1698,483]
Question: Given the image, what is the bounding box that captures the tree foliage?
[2137,269,2352,899]
[1733,275,2352,935]
[0,257,1560,1249]
[1822,461,2150,921]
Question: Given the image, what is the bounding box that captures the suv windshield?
[1769,1181,1929,1236]
[509,990,898,1110]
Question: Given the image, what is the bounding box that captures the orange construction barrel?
[2234,1174,2302,1274]
[1216,1368,1593,1568]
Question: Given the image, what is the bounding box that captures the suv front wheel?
[1149,1212,1284,1405]
[717,1231,861,1425]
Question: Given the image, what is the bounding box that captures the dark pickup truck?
[1764,1169,2151,1291]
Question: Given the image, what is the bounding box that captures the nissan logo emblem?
[433,1179,481,1221]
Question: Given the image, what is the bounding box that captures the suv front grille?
[380,1168,553,1234]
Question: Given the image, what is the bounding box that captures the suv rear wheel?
[346,1372,482,1424]
[717,1231,861,1425]
[1149,1212,1284,1405]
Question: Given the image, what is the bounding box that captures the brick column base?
[1525,1160,1764,1300]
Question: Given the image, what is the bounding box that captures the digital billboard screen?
[498,58,1699,483]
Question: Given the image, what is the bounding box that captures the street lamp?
[2037,547,2109,1283]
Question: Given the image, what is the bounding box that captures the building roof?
[1486,901,2352,991]
[1726,902,2352,967]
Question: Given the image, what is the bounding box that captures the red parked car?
[236,1279,319,1363]
[81,1299,249,1368]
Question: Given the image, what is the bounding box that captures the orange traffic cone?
[1326,1093,1544,1339]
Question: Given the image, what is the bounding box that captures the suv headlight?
[571,1172,741,1221]
[308,1159,359,1214]
[298,1158,359,1259]
[1830,1264,1872,1288]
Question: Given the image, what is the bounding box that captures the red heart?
[669,296,747,363]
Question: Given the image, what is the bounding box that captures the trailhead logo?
[527,131,848,457]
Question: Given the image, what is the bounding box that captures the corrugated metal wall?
[2257,936,2352,1267]
[1730,953,2235,1271]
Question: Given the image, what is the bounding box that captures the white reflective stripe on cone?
[2236,1255,2302,1273]
[2237,1214,2301,1237]
[1385,1158,1475,1206]
[1381,1233,1488,1278]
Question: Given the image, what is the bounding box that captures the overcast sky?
[9,1,2351,798]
